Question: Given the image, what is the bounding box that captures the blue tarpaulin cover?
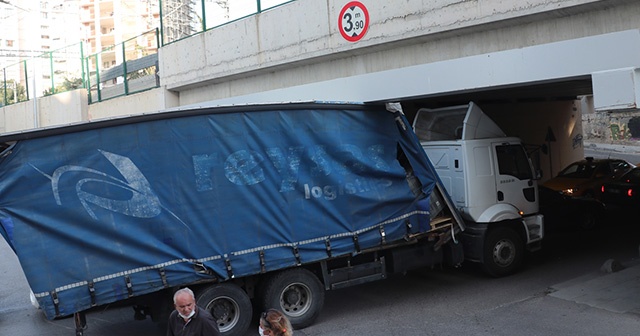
[0,103,437,320]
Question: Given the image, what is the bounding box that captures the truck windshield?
[413,109,466,141]
[496,144,533,180]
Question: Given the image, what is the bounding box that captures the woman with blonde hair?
[259,309,293,336]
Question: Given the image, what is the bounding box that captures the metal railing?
[1,29,161,107]
[1,1,295,107]
[1,43,85,107]
[159,0,294,46]
[85,29,160,103]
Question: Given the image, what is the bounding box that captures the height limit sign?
[339,1,369,42]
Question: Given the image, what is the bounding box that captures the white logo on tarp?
[32,150,188,228]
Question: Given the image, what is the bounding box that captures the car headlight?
[561,188,577,195]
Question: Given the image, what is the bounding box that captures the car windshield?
[557,161,599,178]
[557,159,632,179]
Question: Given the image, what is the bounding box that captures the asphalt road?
[2,210,639,336]
[298,218,640,336]
[584,144,640,165]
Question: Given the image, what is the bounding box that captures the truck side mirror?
[535,169,543,180]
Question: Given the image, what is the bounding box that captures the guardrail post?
[122,42,129,95]
[85,57,92,105]
[201,0,207,31]
[95,56,101,102]
[2,68,6,106]
[80,41,86,89]
[24,60,29,101]
[49,52,55,94]
[159,0,165,47]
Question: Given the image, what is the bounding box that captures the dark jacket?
[166,306,221,336]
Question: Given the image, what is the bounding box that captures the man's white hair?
[173,287,195,304]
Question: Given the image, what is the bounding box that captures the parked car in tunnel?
[600,167,640,211]
[542,157,634,198]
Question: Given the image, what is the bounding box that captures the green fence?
[1,61,29,107]
[1,42,85,107]
[159,0,294,45]
[85,29,160,103]
[1,29,160,107]
[1,1,294,107]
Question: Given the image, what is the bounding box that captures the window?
[611,160,633,174]
[413,109,467,141]
[496,144,533,180]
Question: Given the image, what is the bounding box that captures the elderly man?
[167,287,220,336]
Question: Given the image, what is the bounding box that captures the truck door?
[421,144,465,210]
[493,142,538,215]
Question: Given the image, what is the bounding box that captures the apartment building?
[80,0,159,72]
[1,0,162,103]
[0,1,81,101]
[0,2,19,78]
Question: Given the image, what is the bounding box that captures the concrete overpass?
[3,0,640,120]
[157,0,640,111]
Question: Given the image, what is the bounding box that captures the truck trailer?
[0,101,538,335]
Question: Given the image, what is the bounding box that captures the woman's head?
[259,309,293,336]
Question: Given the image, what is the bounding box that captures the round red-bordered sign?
[338,1,369,42]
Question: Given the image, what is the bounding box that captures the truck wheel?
[196,283,252,336]
[259,268,325,329]
[482,227,523,277]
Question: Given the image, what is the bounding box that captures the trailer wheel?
[196,283,252,336]
[482,227,523,277]
[259,268,324,329]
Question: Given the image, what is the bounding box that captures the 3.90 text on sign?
[339,1,369,42]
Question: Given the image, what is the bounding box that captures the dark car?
[600,167,640,210]
[542,157,634,198]
[538,185,605,231]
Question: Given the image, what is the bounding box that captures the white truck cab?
[412,102,544,276]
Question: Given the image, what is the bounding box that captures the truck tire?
[196,283,252,336]
[482,227,524,277]
[259,268,325,329]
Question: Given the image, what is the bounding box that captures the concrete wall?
[0,101,35,134]
[87,88,179,120]
[160,0,640,105]
[0,88,178,134]
[0,90,87,133]
[583,109,640,145]
[485,101,585,181]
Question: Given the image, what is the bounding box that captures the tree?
[42,76,84,96]
[1,80,27,106]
